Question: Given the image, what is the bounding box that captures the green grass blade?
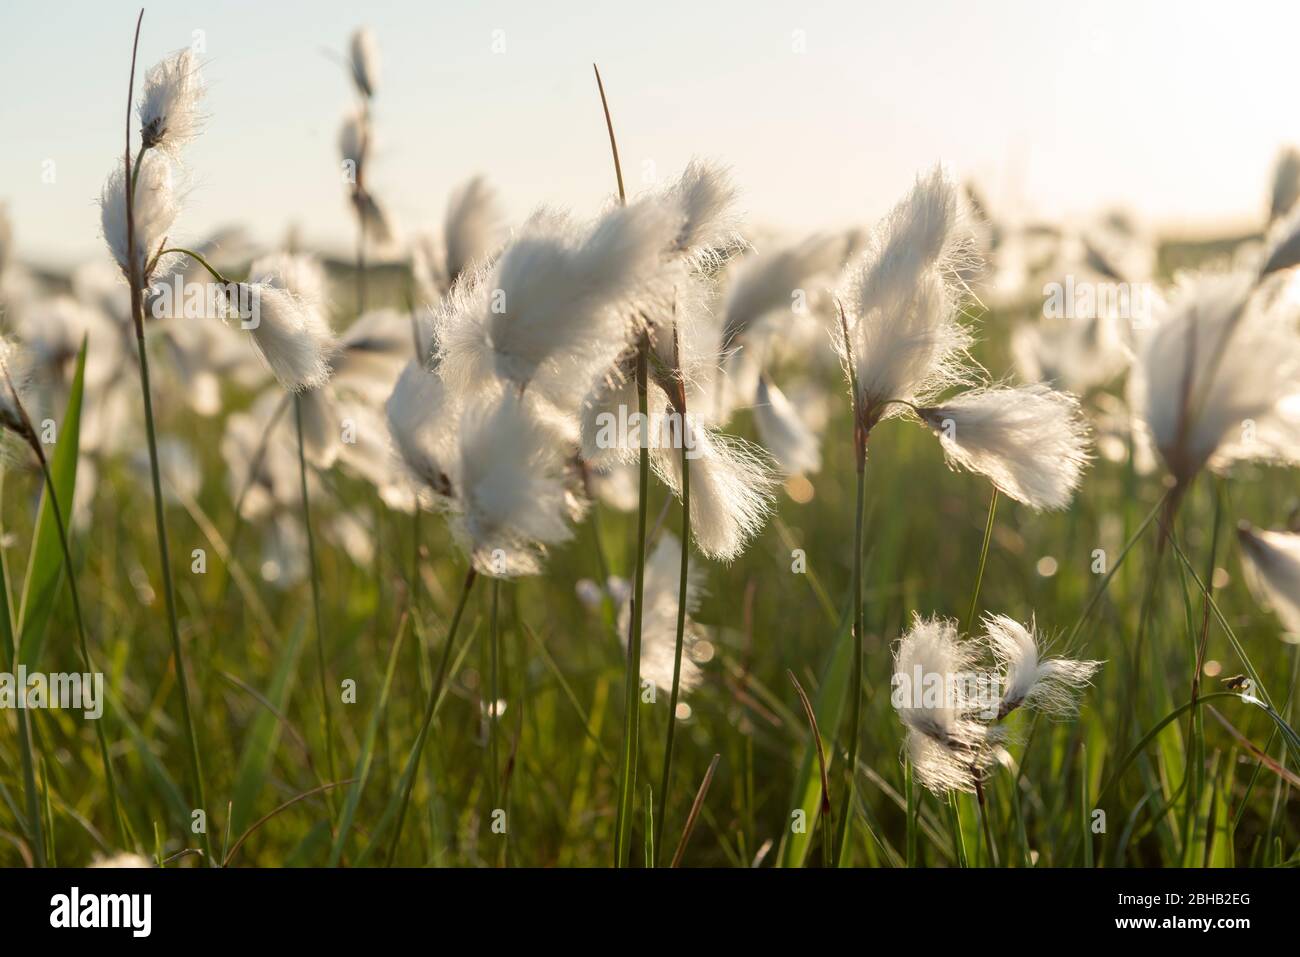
[328,615,408,866]
[17,340,87,667]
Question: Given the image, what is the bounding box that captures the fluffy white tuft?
[753,375,822,476]
[837,167,976,421]
[617,532,707,694]
[983,614,1102,718]
[652,416,778,562]
[451,391,575,578]
[244,253,336,392]
[892,615,993,794]
[1237,524,1300,640]
[1131,270,1300,484]
[138,49,206,156]
[918,383,1092,510]
[385,359,457,502]
[100,150,180,282]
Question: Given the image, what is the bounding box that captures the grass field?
[1,15,1298,871]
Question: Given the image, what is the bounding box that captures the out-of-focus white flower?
[983,614,1102,718]
[1131,270,1300,486]
[385,358,457,503]
[437,202,677,407]
[100,151,180,283]
[917,383,1091,511]
[411,177,505,301]
[1237,524,1300,641]
[138,49,205,156]
[753,374,821,476]
[349,26,380,99]
[1271,146,1300,224]
[89,852,152,868]
[720,232,845,354]
[450,391,575,577]
[617,532,707,694]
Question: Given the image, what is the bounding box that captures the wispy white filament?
[983,614,1102,717]
[652,416,778,562]
[917,383,1091,510]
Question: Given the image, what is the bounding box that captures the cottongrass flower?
[243,253,336,392]
[100,150,179,284]
[1237,524,1300,640]
[1131,270,1300,491]
[450,390,576,578]
[836,166,975,430]
[438,202,677,406]
[1271,146,1300,223]
[893,613,1102,793]
[983,614,1102,718]
[617,532,706,695]
[138,48,205,156]
[349,26,380,99]
[754,374,822,476]
[892,615,994,794]
[411,176,505,317]
[385,358,457,503]
[916,383,1091,511]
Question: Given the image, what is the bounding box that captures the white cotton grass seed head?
[451,390,575,578]
[243,253,336,392]
[443,176,504,287]
[662,159,742,264]
[837,166,977,425]
[982,614,1102,718]
[138,49,206,156]
[892,615,993,794]
[438,202,677,407]
[917,383,1091,511]
[618,532,707,694]
[385,359,457,502]
[753,375,821,476]
[651,417,778,563]
[100,150,180,283]
[1131,270,1300,485]
[1237,524,1300,641]
[721,232,846,354]
[349,27,381,99]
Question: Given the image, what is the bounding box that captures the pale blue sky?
[3,0,1299,267]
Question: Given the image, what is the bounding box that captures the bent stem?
[294,394,339,822]
[386,567,478,865]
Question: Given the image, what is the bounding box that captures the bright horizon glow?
[3,0,1299,269]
